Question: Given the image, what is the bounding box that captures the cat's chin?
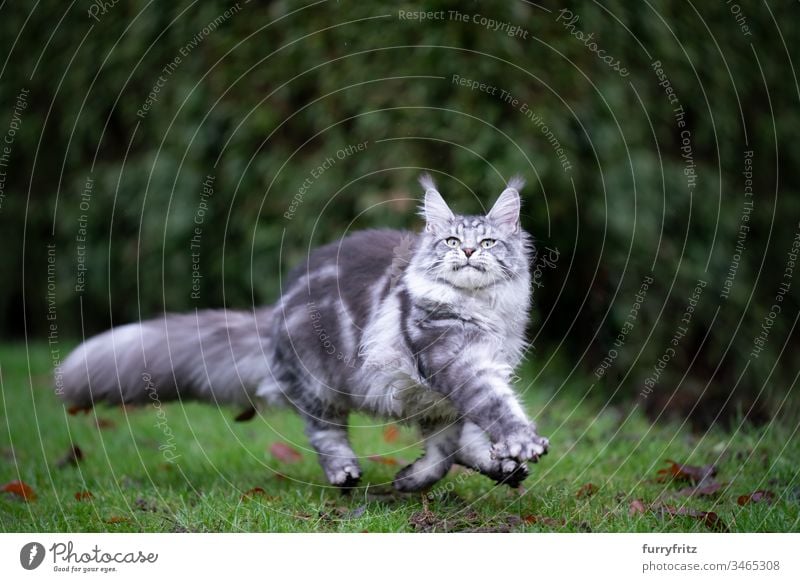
[442,267,497,291]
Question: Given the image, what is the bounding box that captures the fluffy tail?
[59,308,280,411]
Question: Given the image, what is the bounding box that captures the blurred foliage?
[1,0,798,425]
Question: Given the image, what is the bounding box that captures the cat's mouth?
[455,263,485,272]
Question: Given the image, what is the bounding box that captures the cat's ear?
[487,176,524,233]
[419,174,454,233]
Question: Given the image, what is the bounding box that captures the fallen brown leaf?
[576,483,598,499]
[241,487,271,500]
[269,442,302,463]
[74,491,93,501]
[657,459,717,485]
[104,516,130,524]
[95,418,116,429]
[737,490,775,506]
[2,480,36,501]
[523,514,566,527]
[700,511,727,531]
[56,445,84,468]
[629,499,647,515]
[383,424,400,443]
[67,405,92,415]
[367,455,401,466]
[652,503,728,532]
[678,481,724,498]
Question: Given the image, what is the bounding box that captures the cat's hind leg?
[301,408,361,489]
[455,421,530,488]
[393,421,461,492]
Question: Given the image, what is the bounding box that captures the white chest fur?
[356,271,530,419]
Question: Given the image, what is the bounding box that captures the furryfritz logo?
[20,542,46,570]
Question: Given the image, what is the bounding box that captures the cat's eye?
[480,239,497,249]
[444,237,461,248]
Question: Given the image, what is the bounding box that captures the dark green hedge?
[1,0,798,424]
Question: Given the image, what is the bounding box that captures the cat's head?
[412,174,533,291]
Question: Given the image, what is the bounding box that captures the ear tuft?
[506,175,526,192]
[487,177,523,233]
[418,174,454,233]
[418,173,437,195]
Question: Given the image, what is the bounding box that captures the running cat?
[60,175,549,491]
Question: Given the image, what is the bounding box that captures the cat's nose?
[463,247,475,258]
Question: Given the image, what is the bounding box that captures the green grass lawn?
[1,342,798,532]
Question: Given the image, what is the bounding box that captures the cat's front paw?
[490,458,530,488]
[323,460,361,489]
[491,425,549,463]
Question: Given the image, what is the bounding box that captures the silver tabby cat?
[60,175,549,492]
